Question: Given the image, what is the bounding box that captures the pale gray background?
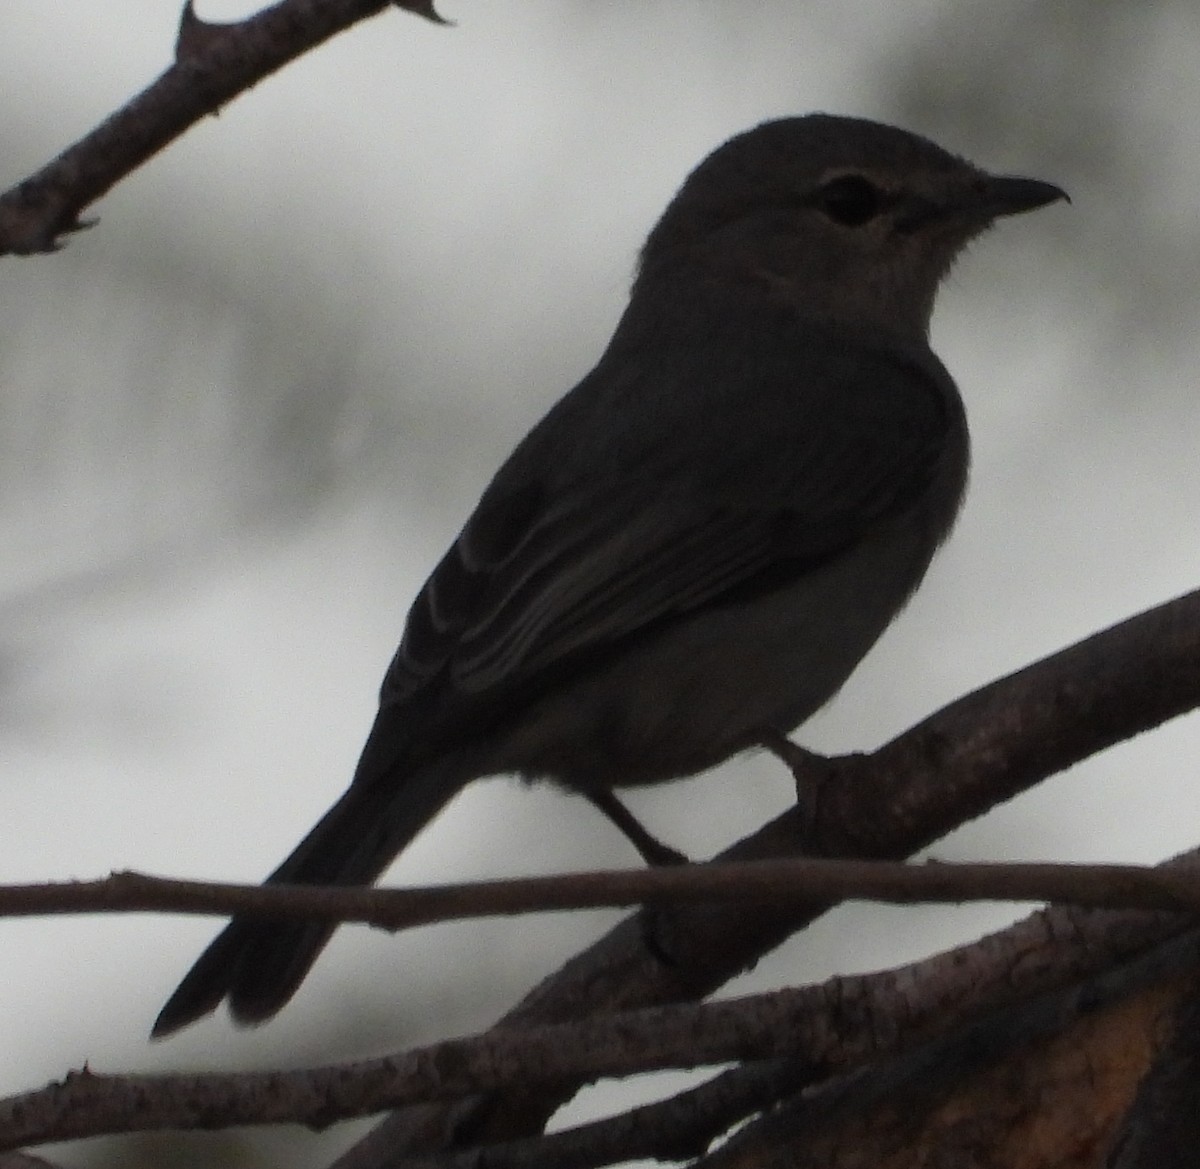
[1,2,1198,1165]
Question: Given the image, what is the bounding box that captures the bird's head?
[636,114,1066,339]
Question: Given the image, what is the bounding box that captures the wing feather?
[380,324,960,712]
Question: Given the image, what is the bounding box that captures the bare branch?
[698,925,1200,1168]
[392,1059,813,1169]
[368,915,1200,1169]
[0,0,447,256]
[7,857,1200,931]
[3,874,1197,1154]
[338,583,1200,1162]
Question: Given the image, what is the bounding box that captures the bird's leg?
[583,788,689,968]
[757,730,833,845]
[583,788,689,866]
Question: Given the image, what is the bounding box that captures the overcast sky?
[1,4,1199,1166]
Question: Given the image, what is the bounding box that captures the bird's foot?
[757,730,838,848]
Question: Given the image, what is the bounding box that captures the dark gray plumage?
[153,114,1065,1037]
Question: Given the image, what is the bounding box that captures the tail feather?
[151,760,469,1038]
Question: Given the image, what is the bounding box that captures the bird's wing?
[381,337,959,706]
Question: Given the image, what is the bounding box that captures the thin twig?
[0,0,445,255]
[4,857,1200,930]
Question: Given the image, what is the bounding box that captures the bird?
[152,114,1065,1037]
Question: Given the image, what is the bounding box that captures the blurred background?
[1,1,1198,1165]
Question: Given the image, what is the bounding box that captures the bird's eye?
[813,174,883,227]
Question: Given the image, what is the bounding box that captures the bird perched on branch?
[153,113,1065,1037]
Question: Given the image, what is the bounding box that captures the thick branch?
[339,584,1200,1164]
[697,932,1200,1169]
[399,1060,815,1169]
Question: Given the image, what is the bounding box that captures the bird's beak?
[899,175,1068,234]
[977,175,1070,219]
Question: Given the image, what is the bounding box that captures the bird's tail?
[151,757,469,1038]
